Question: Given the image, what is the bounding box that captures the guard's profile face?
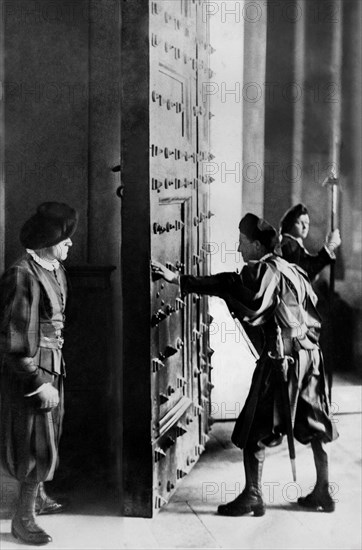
[238,232,261,262]
[50,238,73,261]
[291,214,310,240]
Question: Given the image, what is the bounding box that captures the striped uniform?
[180,253,338,450]
[0,255,68,482]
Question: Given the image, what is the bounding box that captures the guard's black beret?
[239,213,279,252]
[20,202,79,249]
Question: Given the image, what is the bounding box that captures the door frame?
[0,0,5,273]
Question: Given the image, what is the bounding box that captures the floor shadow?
[333,371,362,386]
[48,481,121,517]
[269,502,335,513]
[0,478,121,519]
[179,502,336,515]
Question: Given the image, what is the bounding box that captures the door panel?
[122,0,213,517]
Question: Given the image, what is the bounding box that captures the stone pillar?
[291,1,306,206]
[340,0,362,292]
[242,0,267,217]
[339,0,362,368]
[301,0,343,254]
[263,0,299,228]
[0,0,4,273]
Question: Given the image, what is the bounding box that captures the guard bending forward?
[152,213,338,516]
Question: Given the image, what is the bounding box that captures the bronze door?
[122,0,214,517]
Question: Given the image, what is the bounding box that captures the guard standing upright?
[0,202,78,545]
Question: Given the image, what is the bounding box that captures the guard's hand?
[37,385,59,410]
[151,260,180,284]
[325,229,341,253]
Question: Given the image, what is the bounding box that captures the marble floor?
[1,373,361,549]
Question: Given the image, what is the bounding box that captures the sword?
[234,318,260,361]
[268,325,297,482]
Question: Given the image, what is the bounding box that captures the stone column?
[339,0,362,368]
[263,0,299,228]
[291,1,306,206]
[0,0,4,272]
[242,0,267,218]
[301,0,343,254]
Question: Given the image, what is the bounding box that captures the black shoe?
[298,491,335,512]
[36,496,68,515]
[217,491,265,517]
[11,516,52,545]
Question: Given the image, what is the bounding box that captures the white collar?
[26,249,60,271]
[283,233,303,244]
[248,253,273,266]
[259,252,273,262]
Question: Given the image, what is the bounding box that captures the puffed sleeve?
[0,266,44,392]
[227,261,280,325]
[180,272,239,299]
[180,260,280,327]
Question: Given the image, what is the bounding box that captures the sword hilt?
[268,352,294,381]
